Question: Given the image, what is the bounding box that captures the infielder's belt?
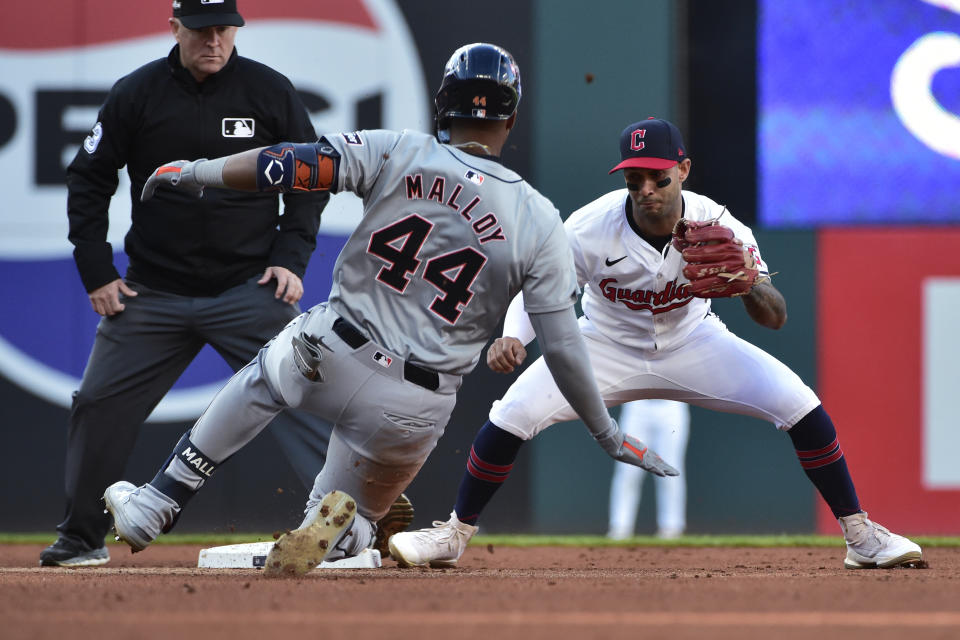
[332,317,440,392]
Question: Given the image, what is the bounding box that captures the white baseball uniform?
[608,399,690,539]
[489,188,820,440]
[181,129,579,530]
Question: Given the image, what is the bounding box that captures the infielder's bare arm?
[742,281,787,330]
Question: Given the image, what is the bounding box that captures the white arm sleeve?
[502,292,537,345]
[529,307,614,441]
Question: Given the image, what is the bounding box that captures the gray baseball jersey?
[177,128,580,530]
[318,129,578,375]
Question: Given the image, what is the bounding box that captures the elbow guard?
[255,141,339,192]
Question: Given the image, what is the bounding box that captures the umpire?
[40,0,332,567]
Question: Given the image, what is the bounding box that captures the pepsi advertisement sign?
[0,0,429,421]
[758,0,960,226]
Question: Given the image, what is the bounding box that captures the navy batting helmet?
[435,43,521,138]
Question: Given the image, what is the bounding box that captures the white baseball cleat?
[103,481,180,553]
[388,511,478,568]
[839,511,923,569]
[263,490,357,578]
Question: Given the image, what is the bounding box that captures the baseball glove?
[672,218,765,298]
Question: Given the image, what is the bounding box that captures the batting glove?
[141,159,207,201]
[595,421,680,477]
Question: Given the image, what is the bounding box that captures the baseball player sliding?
[102,44,677,576]
[388,118,923,571]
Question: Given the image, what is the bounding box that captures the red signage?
[817,228,960,534]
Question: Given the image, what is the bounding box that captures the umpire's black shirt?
[67,45,327,297]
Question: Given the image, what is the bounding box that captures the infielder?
[608,399,690,539]
[102,44,677,576]
[388,118,922,571]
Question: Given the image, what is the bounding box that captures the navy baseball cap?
[173,0,245,29]
[608,117,686,174]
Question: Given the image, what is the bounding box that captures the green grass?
[6,532,960,547]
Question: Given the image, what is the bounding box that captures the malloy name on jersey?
[404,173,507,244]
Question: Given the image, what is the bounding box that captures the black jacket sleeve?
[66,78,135,292]
[269,81,328,277]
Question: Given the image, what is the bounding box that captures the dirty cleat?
[388,511,478,568]
[839,511,923,569]
[264,490,357,577]
[103,481,180,553]
[39,538,110,567]
[374,493,415,558]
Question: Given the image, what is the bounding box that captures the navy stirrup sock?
[788,405,861,518]
[454,421,525,525]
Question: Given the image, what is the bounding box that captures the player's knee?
[487,406,539,441]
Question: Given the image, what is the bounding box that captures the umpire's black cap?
[173,0,245,29]
[609,117,686,174]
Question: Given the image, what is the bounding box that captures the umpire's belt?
[332,317,440,392]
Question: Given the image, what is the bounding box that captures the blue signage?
[758,0,960,226]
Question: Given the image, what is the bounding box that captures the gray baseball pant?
[166,303,460,535]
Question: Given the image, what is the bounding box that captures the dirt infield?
[2,544,959,640]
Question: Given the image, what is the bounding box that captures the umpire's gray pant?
[59,277,332,551]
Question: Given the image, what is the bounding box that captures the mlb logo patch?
[341,132,363,145]
[222,118,255,138]
[372,351,393,368]
[465,170,484,185]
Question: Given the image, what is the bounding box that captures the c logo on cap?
[630,129,646,151]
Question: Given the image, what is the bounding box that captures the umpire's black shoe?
[39,537,109,567]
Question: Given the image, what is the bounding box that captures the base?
[197,542,381,569]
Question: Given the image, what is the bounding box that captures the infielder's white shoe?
[388,511,478,568]
[103,481,180,553]
[264,490,357,577]
[839,511,922,569]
